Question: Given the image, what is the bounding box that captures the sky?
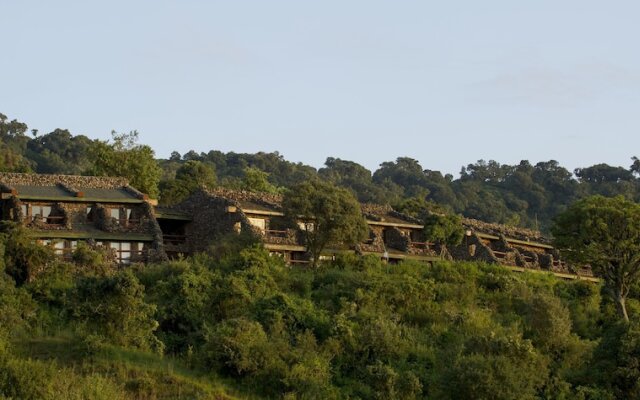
[1,1,639,175]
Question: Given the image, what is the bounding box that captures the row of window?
[247,217,314,233]
[37,239,146,264]
[21,203,139,226]
[21,204,64,224]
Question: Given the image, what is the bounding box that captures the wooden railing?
[25,215,65,225]
[265,229,288,238]
[409,241,432,249]
[289,259,310,266]
[53,247,75,261]
[493,250,506,259]
[114,218,141,227]
[115,250,145,264]
[163,234,186,245]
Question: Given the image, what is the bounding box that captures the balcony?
[263,229,299,246]
[24,215,65,226]
[163,234,186,245]
[407,241,436,256]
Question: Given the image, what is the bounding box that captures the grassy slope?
[12,336,246,400]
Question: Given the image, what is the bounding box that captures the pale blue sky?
[2,1,639,175]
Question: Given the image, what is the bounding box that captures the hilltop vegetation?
[3,112,640,232]
[4,112,640,398]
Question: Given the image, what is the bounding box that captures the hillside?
[2,236,640,399]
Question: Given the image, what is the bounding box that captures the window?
[248,217,266,232]
[111,242,132,264]
[22,204,63,225]
[53,240,65,256]
[298,222,314,232]
[110,207,136,226]
[109,241,144,264]
[39,239,80,260]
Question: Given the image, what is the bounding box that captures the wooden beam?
[27,230,154,241]
[13,195,144,204]
[366,220,424,229]
[242,208,285,217]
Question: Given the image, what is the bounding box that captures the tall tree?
[88,131,162,198]
[552,195,640,322]
[282,180,368,267]
[159,160,217,205]
[423,213,464,247]
[240,167,279,194]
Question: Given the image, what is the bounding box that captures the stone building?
[0,172,165,264]
[167,188,442,265]
[0,173,594,281]
[168,188,594,280]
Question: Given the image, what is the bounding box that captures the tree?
[552,195,640,322]
[240,167,279,194]
[0,113,32,172]
[423,213,464,247]
[282,180,368,267]
[70,270,162,351]
[87,131,162,198]
[631,156,640,177]
[25,129,94,175]
[0,222,54,285]
[159,160,216,205]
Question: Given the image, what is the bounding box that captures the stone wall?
[449,233,499,263]
[172,190,259,254]
[384,227,410,252]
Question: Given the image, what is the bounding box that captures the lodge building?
[0,172,594,281]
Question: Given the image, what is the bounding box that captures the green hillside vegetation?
[4,112,640,398]
[3,113,640,232]
[2,219,640,398]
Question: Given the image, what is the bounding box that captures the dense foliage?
[2,221,640,398]
[553,195,640,322]
[282,180,369,267]
[3,112,640,397]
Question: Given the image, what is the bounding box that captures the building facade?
[0,173,165,264]
[0,173,593,280]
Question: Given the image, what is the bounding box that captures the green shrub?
[69,270,163,352]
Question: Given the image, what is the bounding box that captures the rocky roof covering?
[361,203,423,225]
[462,217,549,243]
[0,173,145,202]
[204,188,283,213]
[11,184,71,198]
[0,172,129,189]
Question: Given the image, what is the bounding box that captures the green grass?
[12,336,247,400]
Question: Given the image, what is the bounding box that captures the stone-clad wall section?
[172,190,259,254]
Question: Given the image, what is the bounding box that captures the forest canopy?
[2,112,640,233]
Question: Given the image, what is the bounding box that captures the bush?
[0,222,54,285]
[69,270,163,352]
